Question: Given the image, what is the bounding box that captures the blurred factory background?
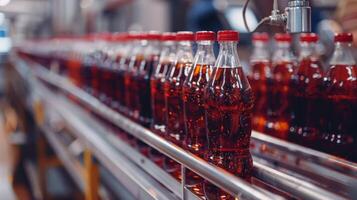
[0,0,346,37]
[2,0,355,65]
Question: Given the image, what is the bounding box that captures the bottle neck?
[330,42,356,66]
[159,41,177,63]
[176,41,194,64]
[216,41,241,68]
[131,40,146,58]
[299,42,318,60]
[251,41,270,62]
[194,41,216,66]
[273,41,295,63]
[145,40,161,58]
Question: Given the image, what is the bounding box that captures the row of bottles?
[18,30,253,199]
[249,32,357,161]
[17,30,356,199]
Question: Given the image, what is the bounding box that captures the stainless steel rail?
[41,89,180,200]
[31,65,276,200]
[41,126,85,191]
[252,131,357,175]
[15,58,356,200]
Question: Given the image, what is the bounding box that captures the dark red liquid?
[321,64,357,161]
[265,61,295,139]
[67,57,82,87]
[151,61,173,134]
[204,67,253,199]
[100,63,115,106]
[164,62,193,145]
[135,55,158,158]
[110,56,122,110]
[115,58,130,113]
[183,64,212,156]
[248,60,271,132]
[91,64,101,98]
[149,61,172,168]
[205,66,254,179]
[80,61,92,93]
[289,58,324,147]
[135,55,159,127]
[164,61,192,181]
[183,64,212,195]
[124,56,144,120]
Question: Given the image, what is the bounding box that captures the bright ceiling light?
[0,0,10,7]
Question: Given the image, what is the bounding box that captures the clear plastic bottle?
[265,33,296,139]
[108,33,127,111]
[165,31,195,145]
[183,31,215,196]
[150,32,176,167]
[97,33,115,105]
[164,31,195,181]
[289,33,324,147]
[124,32,147,122]
[204,30,254,200]
[116,33,134,115]
[136,31,161,128]
[136,32,162,156]
[321,33,357,161]
[90,33,109,98]
[80,36,97,94]
[248,32,271,132]
[183,31,215,157]
[151,33,177,135]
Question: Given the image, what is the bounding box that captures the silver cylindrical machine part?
[286,0,311,33]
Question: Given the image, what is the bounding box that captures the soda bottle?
[151,32,177,135]
[67,38,82,87]
[124,32,147,121]
[184,31,215,157]
[149,32,176,167]
[289,33,324,147]
[115,33,133,114]
[248,32,271,132]
[204,30,254,200]
[164,31,194,181]
[90,34,109,98]
[165,31,195,145]
[321,33,357,161]
[108,33,126,111]
[135,32,162,156]
[183,31,215,196]
[99,33,118,106]
[265,33,296,139]
[79,36,96,94]
[136,31,161,128]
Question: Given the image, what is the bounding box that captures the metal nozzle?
[243,0,311,33]
[285,0,311,33]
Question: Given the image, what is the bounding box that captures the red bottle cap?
[274,33,292,42]
[176,31,195,41]
[99,32,111,41]
[195,31,216,41]
[111,32,128,41]
[217,30,239,41]
[128,31,141,40]
[252,32,269,42]
[146,31,161,40]
[334,33,353,43]
[161,32,176,41]
[300,33,319,42]
[138,32,148,40]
